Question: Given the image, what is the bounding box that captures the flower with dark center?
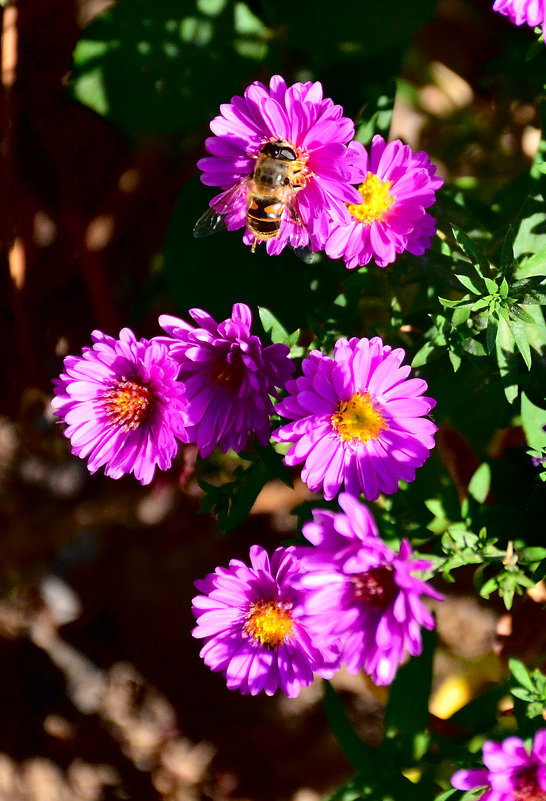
[296,494,443,685]
[452,730,546,801]
[159,303,294,457]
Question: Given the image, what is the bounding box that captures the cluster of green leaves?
[424,462,546,610]
[510,658,546,721]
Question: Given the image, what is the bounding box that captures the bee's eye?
[278,147,297,161]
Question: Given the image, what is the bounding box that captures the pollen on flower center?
[244,599,294,648]
[351,566,398,608]
[513,769,546,801]
[103,378,153,431]
[347,172,395,225]
[331,392,387,444]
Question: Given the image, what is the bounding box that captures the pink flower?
[272,336,437,501]
[296,494,443,685]
[52,329,187,485]
[325,136,443,269]
[196,75,361,256]
[192,545,340,697]
[452,730,546,801]
[493,0,545,34]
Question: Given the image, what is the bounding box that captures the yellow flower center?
[244,600,294,649]
[347,172,395,225]
[103,378,153,431]
[331,392,387,444]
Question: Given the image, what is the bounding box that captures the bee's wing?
[193,179,250,238]
[289,243,314,264]
[286,189,314,264]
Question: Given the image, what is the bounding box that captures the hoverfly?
[193,139,314,264]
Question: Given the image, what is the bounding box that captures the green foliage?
[199,444,292,533]
[510,658,546,719]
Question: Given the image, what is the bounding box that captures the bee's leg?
[251,236,259,253]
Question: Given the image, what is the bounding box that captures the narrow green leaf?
[448,350,462,371]
[452,305,472,326]
[323,682,374,770]
[483,277,498,294]
[507,318,532,369]
[521,393,546,450]
[509,305,538,325]
[499,226,515,275]
[258,306,289,344]
[452,226,489,274]
[354,80,396,146]
[412,341,438,367]
[468,463,491,503]
[486,317,498,354]
[509,657,536,692]
[456,274,483,295]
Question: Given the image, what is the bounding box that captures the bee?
[193,139,314,263]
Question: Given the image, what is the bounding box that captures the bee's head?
[261,140,297,161]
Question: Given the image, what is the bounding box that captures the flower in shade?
[325,136,443,269]
[191,545,340,697]
[451,730,546,801]
[52,328,187,484]
[272,336,437,501]
[197,74,362,255]
[492,0,545,35]
[296,493,443,685]
[159,303,294,458]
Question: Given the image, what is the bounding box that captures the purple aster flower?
[192,545,340,697]
[272,336,437,501]
[451,730,546,801]
[493,0,545,35]
[159,303,295,458]
[324,136,443,269]
[195,74,362,256]
[297,493,443,685]
[52,328,187,485]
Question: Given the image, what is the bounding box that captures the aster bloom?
[325,136,443,269]
[492,0,545,35]
[297,493,443,685]
[196,74,362,255]
[451,730,546,801]
[192,545,340,697]
[272,336,437,501]
[52,328,187,484]
[159,303,294,458]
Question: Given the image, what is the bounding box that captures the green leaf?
[452,226,489,274]
[455,274,483,295]
[511,277,546,305]
[323,682,374,771]
[452,305,472,326]
[467,463,491,503]
[354,80,396,146]
[448,350,462,371]
[495,316,519,404]
[499,226,515,275]
[521,392,546,450]
[513,194,546,263]
[507,318,532,369]
[516,244,546,279]
[483,277,498,295]
[509,305,538,325]
[385,628,435,747]
[412,341,439,367]
[258,307,289,343]
[486,317,498,354]
[509,657,536,692]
